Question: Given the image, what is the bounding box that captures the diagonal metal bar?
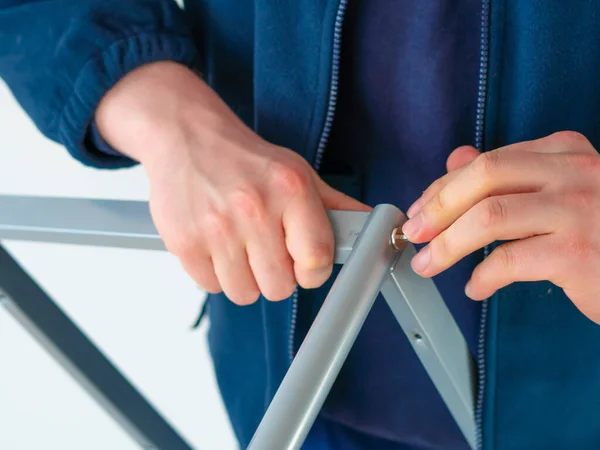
[382,244,477,448]
[0,244,193,450]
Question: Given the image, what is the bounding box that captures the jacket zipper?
[288,0,349,364]
[475,0,491,449]
[288,3,493,446]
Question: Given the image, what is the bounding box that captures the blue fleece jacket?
[311,1,480,448]
[3,1,600,450]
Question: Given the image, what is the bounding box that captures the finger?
[212,246,261,305]
[406,146,479,218]
[315,176,372,212]
[497,131,596,155]
[446,145,480,172]
[407,169,464,218]
[408,134,596,221]
[205,216,260,305]
[180,253,222,294]
[402,150,557,243]
[281,177,337,289]
[464,235,566,300]
[245,220,297,302]
[410,193,560,278]
[226,184,297,301]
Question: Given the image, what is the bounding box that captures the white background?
[0,79,237,449]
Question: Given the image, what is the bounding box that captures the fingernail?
[402,213,423,240]
[407,197,425,218]
[411,246,430,274]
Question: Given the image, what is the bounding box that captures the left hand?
[401,131,600,324]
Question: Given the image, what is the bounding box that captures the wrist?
[95,61,214,166]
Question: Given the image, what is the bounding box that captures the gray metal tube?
[0,195,164,250]
[247,204,406,450]
[0,195,365,258]
[381,244,476,449]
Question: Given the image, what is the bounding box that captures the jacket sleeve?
[0,0,201,168]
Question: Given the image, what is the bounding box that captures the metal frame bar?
[0,244,193,450]
[381,244,476,446]
[0,195,476,449]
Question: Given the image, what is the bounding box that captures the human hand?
[401,131,600,324]
[96,62,369,305]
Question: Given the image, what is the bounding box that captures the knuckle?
[561,234,597,262]
[229,185,267,222]
[562,188,594,210]
[432,233,452,260]
[495,244,518,271]
[203,210,234,237]
[307,240,335,270]
[550,130,591,147]
[428,192,447,214]
[423,177,445,199]
[477,197,508,229]
[568,152,600,174]
[270,163,311,197]
[473,151,502,183]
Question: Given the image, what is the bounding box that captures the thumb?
[446,145,480,172]
[314,177,372,212]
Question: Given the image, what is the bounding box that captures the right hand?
[96,62,370,305]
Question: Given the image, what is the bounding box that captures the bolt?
[391,227,409,250]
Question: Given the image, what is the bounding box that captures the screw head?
[391,227,409,250]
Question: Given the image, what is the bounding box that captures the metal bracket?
[0,195,475,449]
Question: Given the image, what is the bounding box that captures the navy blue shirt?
[315,1,483,449]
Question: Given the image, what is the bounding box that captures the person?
[2,1,600,449]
